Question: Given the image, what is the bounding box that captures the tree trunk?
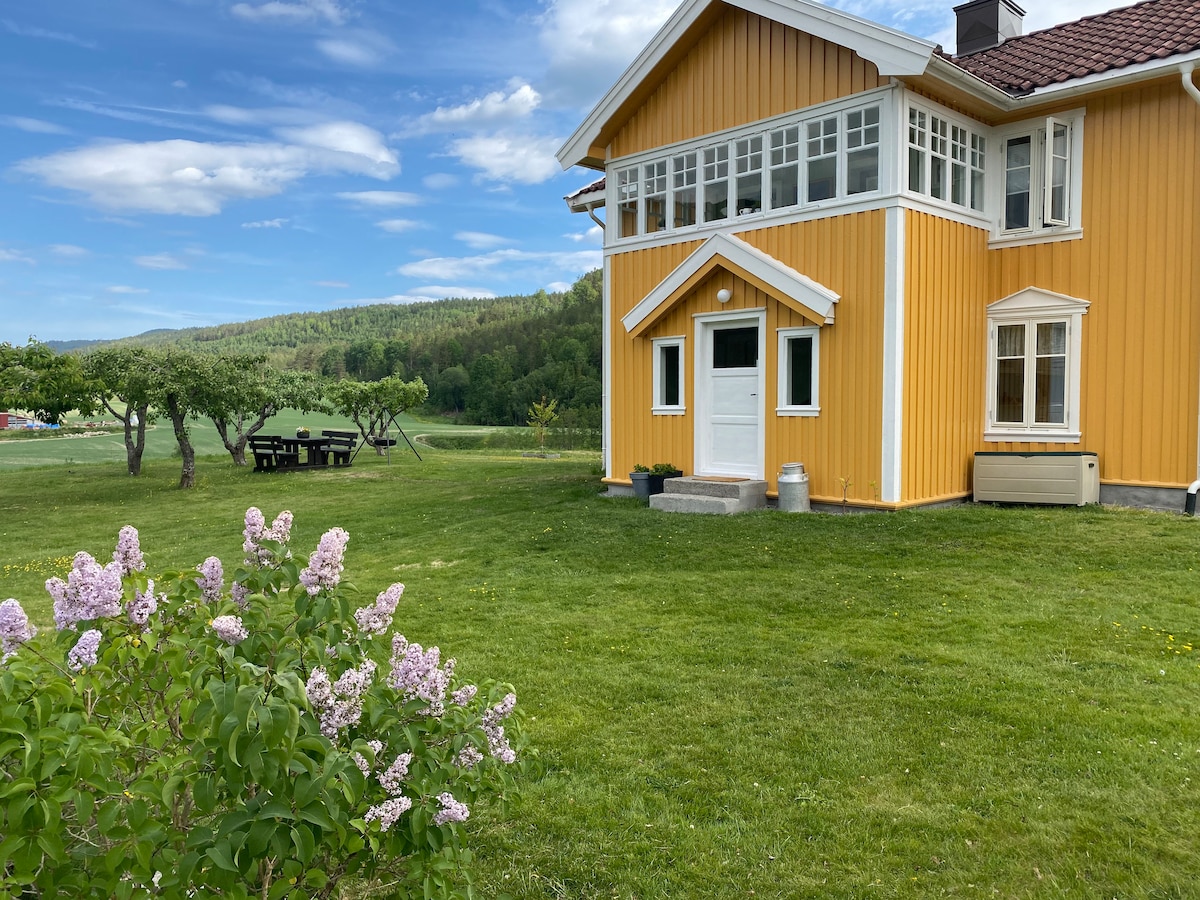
[110,400,149,476]
[166,395,196,489]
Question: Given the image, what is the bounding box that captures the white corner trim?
[621,233,840,334]
[557,0,934,169]
[880,204,905,504]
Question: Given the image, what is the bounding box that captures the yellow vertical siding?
[902,79,1200,499]
[608,212,887,503]
[610,7,888,160]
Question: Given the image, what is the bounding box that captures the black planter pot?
[631,470,682,501]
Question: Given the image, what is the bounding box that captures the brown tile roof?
[565,176,605,208]
[946,0,1200,95]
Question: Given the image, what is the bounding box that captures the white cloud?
[546,281,572,293]
[276,121,398,167]
[565,224,604,245]
[538,0,677,105]
[417,84,540,133]
[134,254,188,270]
[397,248,602,282]
[375,218,421,233]
[106,285,149,294]
[172,80,189,89]
[337,190,421,207]
[455,231,511,250]
[0,248,35,265]
[17,133,399,216]
[242,218,288,228]
[317,32,393,67]
[422,173,457,190]
[231,0,347,26]
[316,280,349,288]
[448,133,563,185]
[50,244,90,257]
[0,116,70,135]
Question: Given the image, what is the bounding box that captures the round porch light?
[716,288,731,303]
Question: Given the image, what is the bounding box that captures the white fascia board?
[621,232,840,333]
[557,0,935,170]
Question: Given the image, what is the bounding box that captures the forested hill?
[103,269,602,427]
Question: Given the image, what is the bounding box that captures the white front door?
[696,313,764,477]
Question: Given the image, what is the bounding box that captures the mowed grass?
[1,446,1199,898]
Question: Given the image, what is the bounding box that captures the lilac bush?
[0,511,527,899]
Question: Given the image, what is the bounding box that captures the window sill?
[988,227,1083,250]
[985,428,1080,443]
[652,406,686,416]
[776,406,820,417]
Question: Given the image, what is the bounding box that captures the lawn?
[1,445,1198,898]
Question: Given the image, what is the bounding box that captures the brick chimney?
[954,0,1025,56]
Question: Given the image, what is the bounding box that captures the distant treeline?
[97,270,603,429]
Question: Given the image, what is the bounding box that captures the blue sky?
[1,0,1118,344]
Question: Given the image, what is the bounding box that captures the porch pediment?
[987,286,1091,317]
[621,233,840,337]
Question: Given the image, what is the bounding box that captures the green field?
[2,445,1198,898]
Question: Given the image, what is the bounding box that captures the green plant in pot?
[630,462,681,501]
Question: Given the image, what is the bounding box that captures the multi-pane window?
[769,125,800,209]
[907,102,988,215]
[806,117,838,202]
[986,288,1088,440]
[644,160,667,235]
[703,145,730,223]
[845,107,880,194]
[1001,117,1077,234]
[735,136,763,214]
[672,152,697,228]
[776,327,819,416]
[616,166,639,238]
[610,101,882,241]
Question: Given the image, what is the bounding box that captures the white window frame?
[990,109,1085,247]
[985,288,1089,442]
[904,99,989,219]
[652,336,686,415]
[776,326,820,416]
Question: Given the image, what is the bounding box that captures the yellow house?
[557,0,1200,511]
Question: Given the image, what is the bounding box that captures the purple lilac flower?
[364,796,412,831]
[126,582,159,627]
[230,582,250,609]
[353,582,404,636]
[482,693,518,764]
[352,739,385,776]
[299,527,349,597]
[47,551,125,631]
[454,745,483,769]
[386,635,454,716]
[112,525,146,576]
[432,792,470,826]
[67,629,103,671]
[305,660,376,738]
[0,599,37,661]
[210,615,248,646]
[450,685,477,706]
[195,557,224,604]
[377,752,412,796]
[242,509,292,568]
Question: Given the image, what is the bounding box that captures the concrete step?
[652,476,768,513]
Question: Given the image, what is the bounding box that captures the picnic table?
[249,431,358,471]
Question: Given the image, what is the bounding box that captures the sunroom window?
[703,145,730,223]
[906,102,987,215]
[672,153,697,228]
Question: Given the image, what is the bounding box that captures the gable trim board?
[622,233,839,337]
[557,0,936,169]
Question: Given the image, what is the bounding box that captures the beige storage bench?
[973,451,1099,506]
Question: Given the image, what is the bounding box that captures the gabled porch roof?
[622,232,839,337]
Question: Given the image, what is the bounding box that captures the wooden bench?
[320,430,358,467]
[249,436,279,471]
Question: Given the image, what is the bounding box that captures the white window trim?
[984,288,1089,443]
[652,336,686,415]
[988,109,1085,247]
[903,96,990,221]
[776,326,820,416]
